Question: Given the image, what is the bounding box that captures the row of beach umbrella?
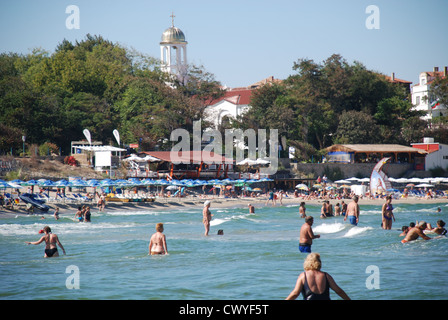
[0,177,274,190]
[295,176,448,191]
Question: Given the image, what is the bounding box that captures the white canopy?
[75,146,126,152]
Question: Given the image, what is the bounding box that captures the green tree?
[334,110,379,144]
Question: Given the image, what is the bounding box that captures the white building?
[411,137,448,171]
[203,76,281,129]
[160,14,188,84]
[411,66,447,120]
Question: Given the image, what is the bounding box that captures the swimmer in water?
[401,221,431,243]
[25,226,66,258]
[149,223,168,255]
[426,220,447,236]
[248,203,255,214]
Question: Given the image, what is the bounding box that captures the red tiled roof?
[384,75,412,84]
[207,88,254,106]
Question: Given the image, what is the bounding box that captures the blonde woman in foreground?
[286,253,350,300]
[149,223,168,255]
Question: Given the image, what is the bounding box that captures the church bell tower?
[160,13,188,84]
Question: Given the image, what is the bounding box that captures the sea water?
[0,201,447,300]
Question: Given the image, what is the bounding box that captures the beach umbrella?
[128,178,142,186]
[207,179,222,185]
[346,177,360,181]
[415,183,434,188]
[339,184,351,188]
[141,178,155,185]
[406,183,415,187]
[236,158,258,166]
[38,180,55,187]
[154,179,170,186]
[220,178,235,185]
[255,158,270,165]
[295,183,309,191]
[23,179,39,186]
[334,179,352,184]
[253,188,262,192]
[0,181,13,189]
[6,181,22,189]
[99,179,116,186]
[312,184,322,189]
[87,179,101,187]
[70,179,88,187]
[54,179,71,187]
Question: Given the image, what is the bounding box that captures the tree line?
[1,34,447,161]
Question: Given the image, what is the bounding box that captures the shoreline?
[2,195,448,219]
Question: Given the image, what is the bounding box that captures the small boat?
[19,193,50,212]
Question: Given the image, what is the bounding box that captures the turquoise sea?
[0,200,447,300]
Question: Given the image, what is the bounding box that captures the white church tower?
[160,13,188,84]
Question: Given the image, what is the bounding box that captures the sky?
[0,0,447,88]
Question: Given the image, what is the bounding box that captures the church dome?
[160,26,187,44]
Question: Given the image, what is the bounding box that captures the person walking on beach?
[285,253,350,300]
[203,200,213,236]
[401,221,431,243]
[381,195,395,229]
[266,190,275,206]
[25,226,66,258]
[299,216,320,253]
[149,223,168,255]
[344,195,360,226]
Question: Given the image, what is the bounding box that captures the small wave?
[343,226,373,238]
[210,218,228,226]
[313,222,346,234]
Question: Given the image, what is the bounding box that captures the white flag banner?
[83,129,92,145]
[113,129,120,146]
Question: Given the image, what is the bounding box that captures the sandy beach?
[2,194,448,219]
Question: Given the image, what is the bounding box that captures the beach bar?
[134,151,235,180]
[325,144,427,167]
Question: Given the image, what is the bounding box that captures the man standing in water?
[203,200,212,236]
[299,216,320,253]
[344,195,360,226]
